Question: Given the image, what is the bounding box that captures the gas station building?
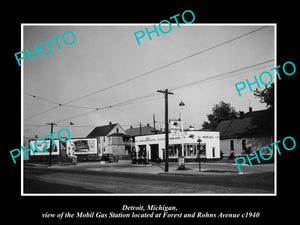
[134,130,220,162]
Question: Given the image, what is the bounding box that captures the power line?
[24,58,271,121]
[170,59,274,91]
[24,92,95,111]
[24,95,164,132]
[24,90,163,121]
[62,26,269,105]
[24,92,61,105]
[24,58,273,128]
[24,59,274,133]
[24,109,97,132]
[24,105,60,121]
[24,26,271,130]
[24,26,269,121]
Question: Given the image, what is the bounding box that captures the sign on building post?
[178,156,185,170]
[169,120,181,134]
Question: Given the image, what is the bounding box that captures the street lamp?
[177,101,186,170]
[197,138,202,171]
[179,101,185,157]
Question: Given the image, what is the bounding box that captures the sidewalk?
[24,160,274,176]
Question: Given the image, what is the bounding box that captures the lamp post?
[197,138,202,172]
[69,122,74,137]
[179,101,185,158]
[177,101,185,170]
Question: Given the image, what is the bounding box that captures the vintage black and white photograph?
[22,24,276,195]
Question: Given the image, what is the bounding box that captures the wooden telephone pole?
[46,122,57,167]
[157,89,173,172]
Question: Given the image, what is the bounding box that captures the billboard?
[29,139,60,156]
[66,138,97,155]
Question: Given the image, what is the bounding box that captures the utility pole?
[157,89,174,172]
[153,114,156,132]
[46,122,57,167]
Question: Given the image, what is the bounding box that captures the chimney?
[249,107,253,113]
[109,122,112,125]
[130,125,133,129]
[147,123,150,127]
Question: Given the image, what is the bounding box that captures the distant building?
[214,108,274,159]
[125,123,158,137]
[87,122,130,158]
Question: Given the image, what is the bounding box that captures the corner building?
[134,130,220,162]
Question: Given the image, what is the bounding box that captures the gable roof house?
[86,122,126,138]
[125,123,158,138]
[87,122,130,158]
[214,107,274,158]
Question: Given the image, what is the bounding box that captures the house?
[125,123,158,137]
[86,122,130,158]
[214,107,274,159]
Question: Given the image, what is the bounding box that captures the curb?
[158,170,240,176]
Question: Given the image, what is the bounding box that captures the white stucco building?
[134,130,220,162]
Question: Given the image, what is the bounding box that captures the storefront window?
[168,144,182,158]
[176,145,182,157]
[138,145,146,158]
[184,144,197,157]
[199,144,206,157]
[169,145,177,158]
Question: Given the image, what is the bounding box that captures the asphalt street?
[23,162,274,194]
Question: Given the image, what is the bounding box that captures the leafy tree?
[202,101,237,130]
[250,83,274,136]
[254,83,274,110]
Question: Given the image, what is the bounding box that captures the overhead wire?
[170,59,274,91]
[24,58,273,132]
[24,26,270,121]
[62,26,269,105]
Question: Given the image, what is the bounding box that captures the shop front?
[135,131,220,162]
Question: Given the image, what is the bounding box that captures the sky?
[23,24,275,139]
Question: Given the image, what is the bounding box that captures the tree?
[254,83,274,110]
[202,101,237,130]
[250,83,274,136]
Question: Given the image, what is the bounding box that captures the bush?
[220,151,224,159]
[228,152,235,159]
[131,158,137,164]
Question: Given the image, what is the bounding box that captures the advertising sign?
[29,139,60,156]
[169,120,181,134]
[66,138,97,155]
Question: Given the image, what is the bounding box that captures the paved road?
[24,165,274,194]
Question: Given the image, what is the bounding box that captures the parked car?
[101,153,119,163]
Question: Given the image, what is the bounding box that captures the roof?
[214,109,273,139]
[107,133,130,138]
[125,125,158,137]
[86,123,118,138]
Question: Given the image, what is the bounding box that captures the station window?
[184,144,197,157]
[169,145,177,158]
[230,140,234,151]
[168,144,182,158]
[200,144,206,157]
[242,139,246,150]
